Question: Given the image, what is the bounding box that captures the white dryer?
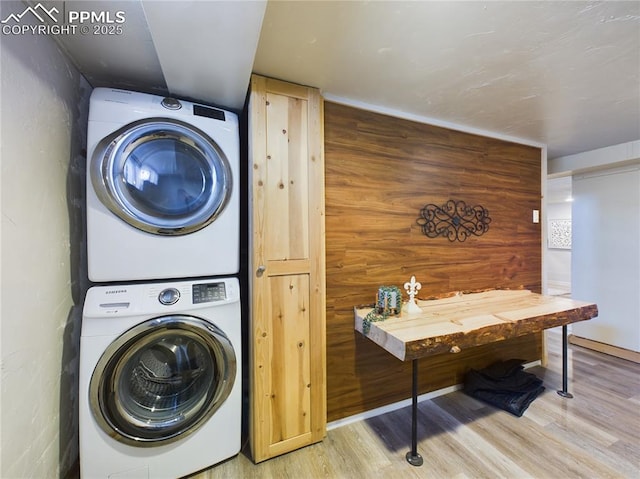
[86,88,239,282]
[80,277,241,478]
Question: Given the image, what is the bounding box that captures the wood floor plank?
[441,392,623,479]
[190,331,640,478]
[421,400,535,479]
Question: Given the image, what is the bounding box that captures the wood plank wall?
[324,101,543,422]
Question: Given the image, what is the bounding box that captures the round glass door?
[91,118,232,235]
[89,315,236,446]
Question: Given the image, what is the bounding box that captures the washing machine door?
[91,118,232,235]
[89,315,236,446]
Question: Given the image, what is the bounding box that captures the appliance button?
[158,288,180,305]
[161,97,182,110]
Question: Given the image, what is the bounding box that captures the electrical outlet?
[533,209,540,223]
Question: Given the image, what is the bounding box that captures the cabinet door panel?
[265,93,310,261]
[268,274,311,443]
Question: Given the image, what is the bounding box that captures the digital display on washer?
[192,282,226,303]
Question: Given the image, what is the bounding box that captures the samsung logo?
[105,289,127,294]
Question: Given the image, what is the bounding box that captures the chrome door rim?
[89,315,236,446]
[91,118,232,235]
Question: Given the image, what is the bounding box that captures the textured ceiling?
[25,0,640,160]
[253,1,640,160]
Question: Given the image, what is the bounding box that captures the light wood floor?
[191,330,640,478]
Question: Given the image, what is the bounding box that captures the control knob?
[161,97,182,110]
[158,288,180,305]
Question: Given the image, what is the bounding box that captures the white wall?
[549,140,640,176]
[571,166,640,352]
[549,140,640,353]
[545,200,572,293]
[1,2,90,476]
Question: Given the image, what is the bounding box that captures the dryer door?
[91,118,232,235]
[89,315,236,446]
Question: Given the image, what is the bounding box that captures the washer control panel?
[83,278,239,319]
[192,282,227,304]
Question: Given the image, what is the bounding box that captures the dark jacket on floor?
[463,359,545,417]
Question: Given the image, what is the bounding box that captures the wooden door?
[248,75,326,462]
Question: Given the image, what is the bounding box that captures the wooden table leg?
[405,359,424,466]
[557,324,574,399]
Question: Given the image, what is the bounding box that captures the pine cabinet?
[248,75,326,462]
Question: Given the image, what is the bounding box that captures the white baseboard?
[546,281,571,295]
[569,335,640,363]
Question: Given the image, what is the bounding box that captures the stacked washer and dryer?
[80,88,242,478]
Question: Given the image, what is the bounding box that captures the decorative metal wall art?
[417,199,491,242]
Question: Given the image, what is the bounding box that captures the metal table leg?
[557,324,574,399]
[405,359,423,466]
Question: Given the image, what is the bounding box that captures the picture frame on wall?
[548,219,572,249]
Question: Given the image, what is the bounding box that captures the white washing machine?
[86,88,239,283]
[80,277,241,478]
